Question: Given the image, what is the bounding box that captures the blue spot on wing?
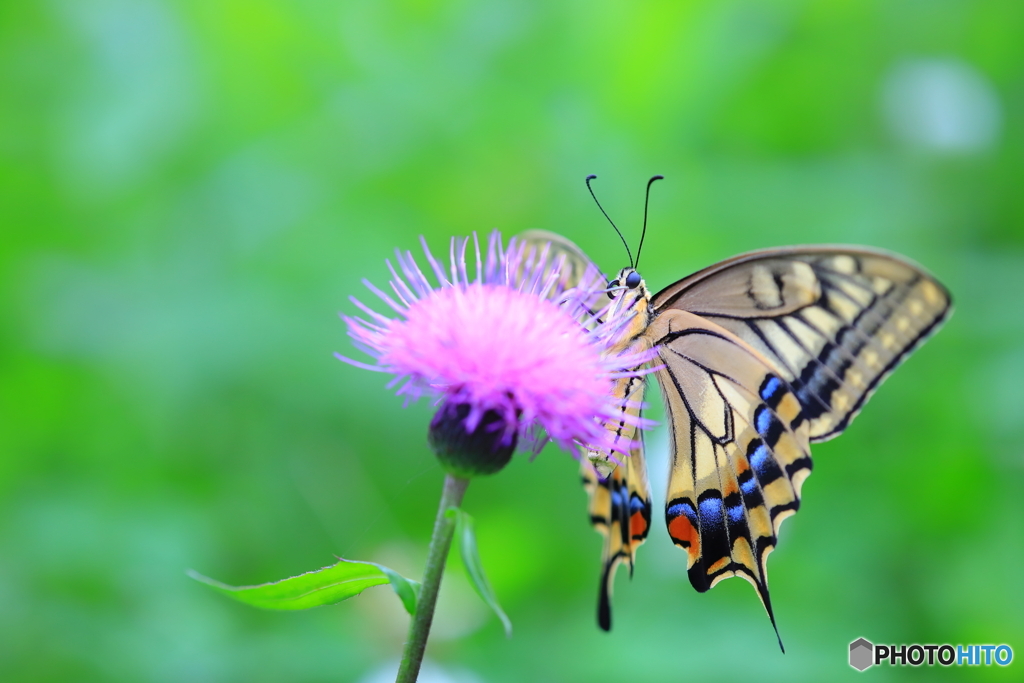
[740,472,759,496]
[698,497,723,527]
[666,501,697,523]
[749,442,770,471]
[748,439,783,485]
[726,500,745,525]
[754,405,785,446]
[629,494,646,516]
[759,375,783,405]
[723,491,748,542]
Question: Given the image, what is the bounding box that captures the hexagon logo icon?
[850,638,874,671]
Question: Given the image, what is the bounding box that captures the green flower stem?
[395,473,469,683]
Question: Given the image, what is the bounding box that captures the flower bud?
[428,402,516,478]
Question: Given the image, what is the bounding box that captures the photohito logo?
[849,638,1013,671]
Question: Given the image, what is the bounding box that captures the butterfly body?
[531,231,952,646]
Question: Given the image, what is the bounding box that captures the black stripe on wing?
[688,256,950,442]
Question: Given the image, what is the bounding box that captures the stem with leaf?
[395,473,469,683]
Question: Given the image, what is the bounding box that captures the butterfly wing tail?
[597,549,624,631]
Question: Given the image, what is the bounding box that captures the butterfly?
[521,177,952,650]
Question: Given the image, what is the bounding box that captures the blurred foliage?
[2,0,1023,681]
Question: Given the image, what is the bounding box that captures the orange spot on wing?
[723,477,739,497]
[630,511,648,539]
[708,556,730,574]
[668,514,701,564]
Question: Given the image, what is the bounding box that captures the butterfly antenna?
[634,174,663,270]
[586,174,633,268]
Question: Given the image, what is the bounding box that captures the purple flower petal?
[339,231,655,460]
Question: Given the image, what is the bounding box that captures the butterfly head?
[604,267,653,339]
[607,267,648,300]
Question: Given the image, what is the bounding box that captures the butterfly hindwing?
[651,247,952,441]
[649,309,811,646]
[581,433,652,630]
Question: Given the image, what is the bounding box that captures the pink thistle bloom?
[336,231,654,473]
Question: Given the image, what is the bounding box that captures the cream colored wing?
[647,309,812,650]
[651,247,952,441]
[517,229,604,287]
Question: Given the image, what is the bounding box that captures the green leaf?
[376,563,421,616]
[447,507,512,637]
[188,558,420,614]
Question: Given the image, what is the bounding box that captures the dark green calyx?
[428,403,516,477]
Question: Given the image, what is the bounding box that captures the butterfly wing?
[581,430,652,631]
[516,230,657,630]
[517,229,603,286]
[647,309,810,649]
[651,247,952,441]
[516,229,608,321]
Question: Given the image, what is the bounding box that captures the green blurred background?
[2,0,1022,681]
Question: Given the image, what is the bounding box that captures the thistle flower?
[336,231,654,478]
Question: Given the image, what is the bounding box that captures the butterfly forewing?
[517,229,609,325]
[651,248,952,442]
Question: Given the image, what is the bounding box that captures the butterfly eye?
[606,280,619,298]
[624,271,642,289]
